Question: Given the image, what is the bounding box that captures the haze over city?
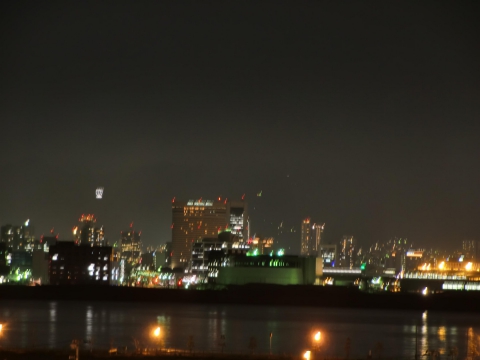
[1,1,479,251]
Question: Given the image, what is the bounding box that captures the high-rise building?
[463,240,479,261]
[312,223,325,255]
[0,220,35,252]
[73,214,106,246]
[171,198,247,270]
[228,201,248,241]
[339,235,356,269]
[120,225,142,264]
[49,241,113,285]
[300,218,311,255]
[301,219,325,256]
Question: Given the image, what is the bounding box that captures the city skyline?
[1,1,479,251]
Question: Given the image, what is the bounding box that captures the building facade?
[49,241,113,285]
[171,198,247,270]
[120,226,142,264]
[73,214,106,246]
[1,220,35,252]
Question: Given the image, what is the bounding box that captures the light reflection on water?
[0,300,479,357]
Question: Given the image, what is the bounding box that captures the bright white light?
[153,327,160,337]
[25,219,30,226]
[303,351,311,360]
[96,187,104,199]
[466,262,473,271]
[52,254,58,261]
[314,331,321,342]
[422,287,428,296]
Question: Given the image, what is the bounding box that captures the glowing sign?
[406,250,423,258]
[186,200,213,206]
[96,187,104,199]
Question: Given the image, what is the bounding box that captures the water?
[0,300,478,358]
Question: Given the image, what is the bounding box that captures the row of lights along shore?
[150,326,322,356]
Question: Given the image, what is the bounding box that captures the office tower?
[171,198,246,270]
[73,214,106,246]
[300,218,311,255]
[228,201,248,241]
[339,235,356,269]
[120,225,142,264]
[1,220,35,252]
[463,240,479,261]
[49,241,113,285]
[312,223,325,255]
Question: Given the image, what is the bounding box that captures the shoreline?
[0,284,479,312]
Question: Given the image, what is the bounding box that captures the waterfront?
[0,300,478,358]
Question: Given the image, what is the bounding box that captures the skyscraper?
[171,198,247,270]
[73,214,106,246]
[120,224,142,264]
[312,223,325,255]
[300,218,311,256]
[339,235,356,269]
[0,220,35,251]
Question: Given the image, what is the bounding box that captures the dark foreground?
[0,284,479,312]
[0,349,298,360]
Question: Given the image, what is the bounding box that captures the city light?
[303,351,311,360]
[422,287,428,296]
[438,261,445,270]
[465,262,473,271]
[153,326,160,337]
[314,331,321,342]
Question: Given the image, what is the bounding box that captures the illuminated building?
[319,244,337,268]
[49,241,113,285]
[339,236,356,269]
[300,219,325,256]
[120,225,142,264]
[171,198,247,270]
[300,218,311,255]
[216,254,316,285]
[11,250,32,275]
[462,240,479,261]
[250,236,274,255]
[191,231,249,280]
[312,223,324,255]
[1,220,35,252]
[228,201,248,241]
[74,214,106,246]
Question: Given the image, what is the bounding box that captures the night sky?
[1,1,479,252]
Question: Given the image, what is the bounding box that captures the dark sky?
[1,1,479,252]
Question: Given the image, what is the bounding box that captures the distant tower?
[171,199,228,270]
[74,214,106,246]
[312,223,325,255]
[300,218,311,256]
[339,235,356,269]
[120,223,142,263]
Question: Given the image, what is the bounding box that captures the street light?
[313,331,321,358]
[153,326,161,352]
[303,350,311,360]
